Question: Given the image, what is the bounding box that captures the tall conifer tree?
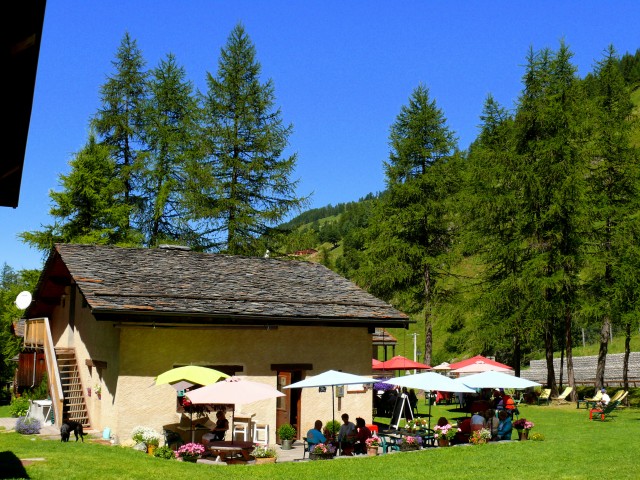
[583,46,640,389]
[359,85,459,365]
[139,54,199,247]
[92,32,149,227]
[190,24,307,254]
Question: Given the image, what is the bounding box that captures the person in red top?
[353,417,372,454]
[500,390,516,411]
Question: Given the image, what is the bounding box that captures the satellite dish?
[15,291,32,310]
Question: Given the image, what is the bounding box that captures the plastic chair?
[253,422,269,445]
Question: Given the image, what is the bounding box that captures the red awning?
[372,355,431,371]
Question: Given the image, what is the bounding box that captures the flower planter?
[399,445,420,451]
[147,445,157,456]
[309,453,334,460]
[518,430,529,441]
[367,446,379,456]
[255,457,276,464]
[181,456,199,463]
[438,439,450,447]
[280,439,293,450]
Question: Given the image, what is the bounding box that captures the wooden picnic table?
[207,440,255,462]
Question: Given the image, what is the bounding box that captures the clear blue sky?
[2,1,638,272]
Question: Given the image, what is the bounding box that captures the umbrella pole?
[231,410,235,445]
[427,390,432,435]
[332,386,335,434]
[190,410,194,443]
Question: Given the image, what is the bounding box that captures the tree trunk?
[423,265,432,366]
[594,316,610,390]
[564,306,576,402]
[513,332,521,377]
[623,322,630,392]
[544,320,557,396]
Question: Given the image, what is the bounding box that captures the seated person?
[306,420,326,451]
[599,388,611,407]
[496,410,512,440]
[437,416,449,427]
[484,409,499,440]
[470,411,486,431]
[453,417,471,445]
[202,410,229,444]
[353,417,372,455]
[337,413,357,455]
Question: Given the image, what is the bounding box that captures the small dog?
[60,420,84,442]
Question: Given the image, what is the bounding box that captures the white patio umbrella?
[284,370,377,429]
[384,372,475,432]
[187,377,285,443]
[453,370,541,390]
[431,362,451,371]
[452,361,512,375]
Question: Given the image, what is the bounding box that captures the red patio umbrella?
[373,355,431,371]
[372,358,383,368]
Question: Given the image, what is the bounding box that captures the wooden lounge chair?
[537,388,551,405]
[552,386,573,404]
[589,400,620,421]
[609,390,625,403]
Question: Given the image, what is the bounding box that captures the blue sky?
[2,1,638,272]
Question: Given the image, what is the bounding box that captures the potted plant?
[365,434,380,456]
[433,423,460,447]
[94,384,102,399]
[176,442,206,462]
[153,445,176,460]
[469,428,492,445]
[513,418,535,440]
[324,419,341,440]
[251,444,277,464]
[398,435,422,451]
[131,426,161,454]
[276,423,296,450]
[309,442,336,460]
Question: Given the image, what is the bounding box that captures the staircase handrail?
[25,317,64,427]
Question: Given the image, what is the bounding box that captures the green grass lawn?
[1,402,639,479]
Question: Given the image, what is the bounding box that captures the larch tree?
[138,53,200,247]
[19,134,134,252]
[357,84,460,366]
[92,32,149,228]
[513,43,587,398]
[583,46,640,390]
[190,24,307,254]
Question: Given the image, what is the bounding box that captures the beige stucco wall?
[51,291,377,445]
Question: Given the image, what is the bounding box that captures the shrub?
[530,432,545,441]
[324,420,341,436]
[16,416,41,435]
[276,423,296,440]
[9,397,30,417]
[153,445,176,459]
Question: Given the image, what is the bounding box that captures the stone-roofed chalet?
[20,243,410,446]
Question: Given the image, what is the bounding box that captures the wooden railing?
[24,318,64,427]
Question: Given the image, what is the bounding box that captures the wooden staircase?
[55,348,90,428]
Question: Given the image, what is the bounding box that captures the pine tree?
[583,46,640,390]
[19,134,135,252]
[358,84,459,365]
[513,43,586,397]
[190,24,307,254]
[92,32,149,226]
[138,53,200,247]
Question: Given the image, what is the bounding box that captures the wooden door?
[276,372,292,440]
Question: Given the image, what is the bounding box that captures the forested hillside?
[274,47,640,389]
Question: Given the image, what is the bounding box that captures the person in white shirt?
[600,388,611,406]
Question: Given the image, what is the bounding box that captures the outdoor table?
[208,440,255,462]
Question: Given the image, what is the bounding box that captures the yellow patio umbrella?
[155,366,228,387]
[155,366,229,442]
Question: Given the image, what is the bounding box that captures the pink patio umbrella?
[186,377,285,443]
[452,361,512,376]
[372,358,383,368]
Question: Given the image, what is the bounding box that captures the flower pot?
[400,445,420,451]
[181,455,198,463]
[438,439,450,447]
[518,430,529,441]
[367,446,379,456]
[255,457,276,464]
[309,453,334,460]
[281,439,293,450]
[147,445,157,456]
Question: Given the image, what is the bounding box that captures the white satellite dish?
[15,291,32,310]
